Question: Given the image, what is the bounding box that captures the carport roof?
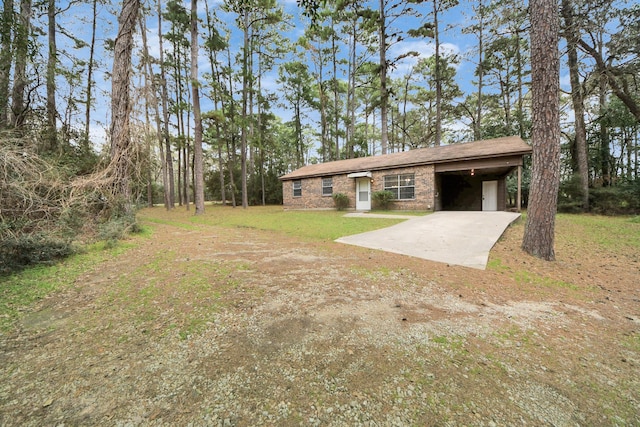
[279,136,532,181]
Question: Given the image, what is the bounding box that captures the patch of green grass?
[139,205,406,241]
[557,214,640,251]
[622,332,640,351]
[0,240,139,332]
[514,270,578,291]
[431,335,465,351]
[487,257,510,272]
[489,256,578,292]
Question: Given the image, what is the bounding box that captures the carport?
[434,156,524,212]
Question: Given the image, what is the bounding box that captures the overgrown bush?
[372,190,395,210]
[98,213,141,248]
[332,193,350,210]
[0,132,140,274]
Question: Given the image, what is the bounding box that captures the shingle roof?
[279,136,532,181]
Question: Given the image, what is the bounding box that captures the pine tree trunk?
[433,0,442,146]
[522,0,560,261]
[561,0,589,211]
[191,0,205,215]
[46,0,57,153]
[474,0,484,141]
[240,8,249,209]
[110,0,140,216]
[157,0,174,209]
[10,0,31,130]
[84,0,98,151]
[0,0,13,129]
[379,0,389,154]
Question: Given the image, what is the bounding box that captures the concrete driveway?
[335,211,521,270]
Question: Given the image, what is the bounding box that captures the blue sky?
[54,0,562,149]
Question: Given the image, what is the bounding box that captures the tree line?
[0,0,639,269]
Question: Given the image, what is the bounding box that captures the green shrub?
[0,233,75,275]
[558,174,587,213]
[98,213,140,248]
[590,181,640,215]
[332,193,350,211]
[372,190,395,210]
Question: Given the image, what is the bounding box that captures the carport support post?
[517,165,522,212]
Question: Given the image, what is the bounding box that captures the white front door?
[355,178,371,211]
[482,180,498,211]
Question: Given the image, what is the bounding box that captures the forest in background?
[1,0,639,271]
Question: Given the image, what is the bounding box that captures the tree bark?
[191,0,205,215]
[157,0,175,209]
[474,0,484,141]
[433,0,442,146]
[10,0,31,130]
[139,15,167,208]
[561,0,589,211]
[0,0,13,129]
[240,6,250,208]
[110,0,140,215]
[46,0,57,152]
[379,0,389,154]
[522,0,561,261]
[83,0,98,151]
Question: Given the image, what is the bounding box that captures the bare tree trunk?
[474,0,484,141]
[433,0,442,146]
[226,44,237,208]
[10,0,31,130]
[522,0,561,261]
[561,0,589,211]
[110,0,140,216]
[191,0,205,214]
[158,0,174,209]
[240,7,249,209]
[379,0,389,154]
[331,15,339,160]
[0,0,13,129]
[203,0,226,205]
[83,0,98,151]
[598,37,611,187]
[46,0,57,153]
[139,15,162,208]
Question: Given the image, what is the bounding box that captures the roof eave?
[280,149,532,181]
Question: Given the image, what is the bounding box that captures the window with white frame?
[322,177,333,196]
[293,180,302,197]
[383,173,415,200]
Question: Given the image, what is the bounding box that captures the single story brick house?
[279,136,532,212]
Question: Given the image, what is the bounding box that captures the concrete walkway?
[336,211,521,270]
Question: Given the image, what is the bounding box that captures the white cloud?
[388,40,461,77]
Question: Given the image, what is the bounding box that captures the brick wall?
[370,165,435,211]
[282,164,436,211]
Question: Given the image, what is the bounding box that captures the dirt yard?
[1,209,639,426]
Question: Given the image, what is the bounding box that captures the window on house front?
[383,173,415,200]
[293,180,302,197]
[322,177,333,196]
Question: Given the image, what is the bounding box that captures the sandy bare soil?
[1,211,639,426]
